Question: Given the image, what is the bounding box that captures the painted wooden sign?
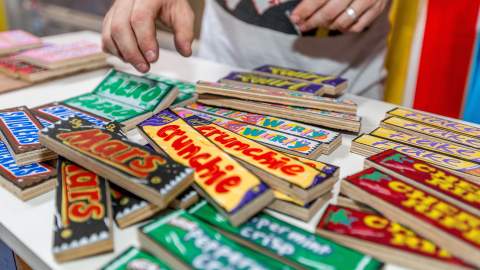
[317,205,472,270]
[16,41,105,69]
[253,65,347,96]
[39,116,194,208]
[342,167,480,267]
[174,107,325,158]
[371,127,480,163]
[175,111,337,204]
[53,157,113,262]
[64,70,178,129]
[187,103,341,146]
[197,94,361,132]
[381,116,480,150]
[221,71,325,95]
[0,140,56,200]
[196,81,357,114]
[366,149,480,216]
[351,134,480,184]
[137,109,272,226]
[139,210,297,270]
[110,183,161,229]
[101,247,172,270]
[0,106,56,165]
[143,73,197,107]
[387,108,480,139]
[270,191,332,222]
[0,55,108,82]
[32,102,109,128]
[189,201,382,270]
[0,30,42,55]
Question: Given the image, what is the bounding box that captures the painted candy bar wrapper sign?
[144,73,196,105]
[94,70,174,111]
[178,113,327,190]
[18,41,101,63]
[346,168,480,249]
[0,30,40,49]
[189,201,381,270]
[383,117,480,149]
[42,117,193,197]
[388,108,480,138]
[269,103,361,121]
[110,183,152,222]
[222,72,324,95]
[318,205,469,266]
[200,81,356,105]
[354,135,480,176]
[34,103,108,127]
[175,107,321,156]
[254,65,346,86]
[0,107,43,153]
[0,140,55,189]
[102,247,171,270]
[138,109,268,214]
[187,103,339,143]
[141,210,292,270]
[53,158,110,254]
[372,128,480,163]
[368,150,480,210]
[65,93,144,123]
[0,57,45,74]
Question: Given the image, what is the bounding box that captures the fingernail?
[145,50,156,62]
[290,14,300,24]
[136,63,148,73]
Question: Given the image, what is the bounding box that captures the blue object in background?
[0,239,16,270]
[464,29,480,124]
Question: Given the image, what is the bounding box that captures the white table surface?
[0,31,407,270]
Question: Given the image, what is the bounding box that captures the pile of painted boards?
[326,148,480,270]
[196,65,362,133]
[351,107,480,185]
[1,69,377,270]
[0,30,108,94]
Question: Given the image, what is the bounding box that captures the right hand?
[102,0,195,73]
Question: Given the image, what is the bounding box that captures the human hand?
[102,0,195,73]
[290,0,388,33]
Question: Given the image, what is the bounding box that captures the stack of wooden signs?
[35,99,349,264]
[195,65,362,133]
[351,107,480,184]
[0,30,109,94]
[322,149,480,269]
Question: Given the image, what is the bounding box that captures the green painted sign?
[64,93,143,122]
[101,247,172,270]
[64,70,178,123]
[95,70,175,110]
[144,73,196,106]
[141,210,293,270]
[189,201,382,270]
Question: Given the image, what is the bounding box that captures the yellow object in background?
[0,0,8,31]
[384,0,421,104]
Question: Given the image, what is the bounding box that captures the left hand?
[290,0,388,33]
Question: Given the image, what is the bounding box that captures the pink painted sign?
[17,41,102,64]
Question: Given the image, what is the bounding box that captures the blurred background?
[1,0,479,123]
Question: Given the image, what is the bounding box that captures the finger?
[101,9,120,57]
[330,0,375,31]
[169,1,195,57]
[131,0,160,63]
[290,0,328,24]
[348,1,384,33]
[111,0,149,72]
[298,0,353,32]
